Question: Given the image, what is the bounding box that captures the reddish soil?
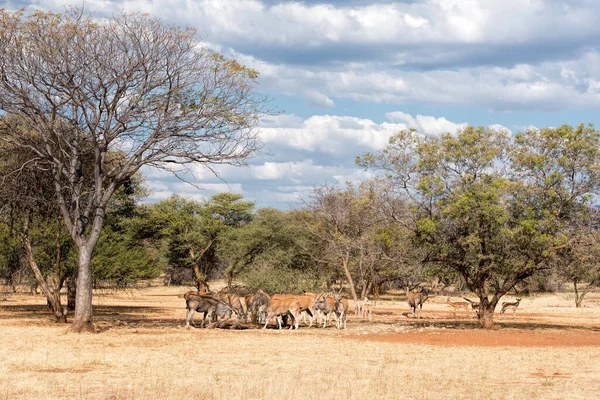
[351,329,600,347]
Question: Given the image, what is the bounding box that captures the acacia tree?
[134,193,254,289]
[0,9,269,331]
[358,125,600,328]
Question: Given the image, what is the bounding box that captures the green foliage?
[221,208,323,292]
[132,193,255,285]
[93,224,161,287]
[358,124,600,326]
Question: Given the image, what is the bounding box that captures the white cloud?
[304,91,335,108]
[259,114,400,154]
[386,112,467,135]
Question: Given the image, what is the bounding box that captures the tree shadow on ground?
[383,316,600,332]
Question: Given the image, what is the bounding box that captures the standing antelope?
[263,297,301,330]
[500,298,522,319]
[363,297,375,321]
[313,293,338,327]
[355,297,366,318]
[462,297,480,317]
[334,297,349,329]
[446,297,470,317]
[407,287,429,319]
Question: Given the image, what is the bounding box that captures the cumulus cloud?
[140,111,472,207]
[386,112,467,135]
[22,0,598,68]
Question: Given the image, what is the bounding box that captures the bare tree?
[0,9,270,332]
[303,184,384,303]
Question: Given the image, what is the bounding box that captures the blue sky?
[6,0,600,209]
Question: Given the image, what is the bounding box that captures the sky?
[5,0,600,209]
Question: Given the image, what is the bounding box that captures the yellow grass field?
[2,286,600,399]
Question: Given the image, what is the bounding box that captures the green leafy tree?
[358,125,600,328]
[222,208,323,293]
[133,193,254,289]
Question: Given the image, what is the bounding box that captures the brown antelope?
[446,297,470,316]
[500,298,522,319]
[406,287,429,318]
[462,297,480,317]
[263,297,301,330]
[215,292,247,322]
[334,297,349,329]
[272,294,315,327]
[313,293,338,327]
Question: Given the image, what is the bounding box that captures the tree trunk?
[66,277,76,311]
[573,280,592,308]
[70,245,95,332]
[574,280,583,308]
[190,239,215,291]
[20,217,64,322]
[478,304,495,329]
[341,249,358,303]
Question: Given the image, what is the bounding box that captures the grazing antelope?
[247,289,271,324]
[184,293,234,328]
[446,297,470,316]
[406,287,429,318]
[500,298,522,319]
[215,292,247,322]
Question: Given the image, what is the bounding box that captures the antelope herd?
[183,287,524,329]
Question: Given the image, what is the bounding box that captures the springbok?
[446,297,470,317]
[462,297,480,317]
[500,298,522,319]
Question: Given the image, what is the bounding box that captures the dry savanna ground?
[1,286,600,400]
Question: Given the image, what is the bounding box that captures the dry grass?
[1,286,600,399]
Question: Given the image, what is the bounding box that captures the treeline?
[4,128,600,326]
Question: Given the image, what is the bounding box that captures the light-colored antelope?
[356,296,374,320]
[446,297,470,316]
[363,297,375,321]
[355,297,366,318]
[500,298,522,319]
